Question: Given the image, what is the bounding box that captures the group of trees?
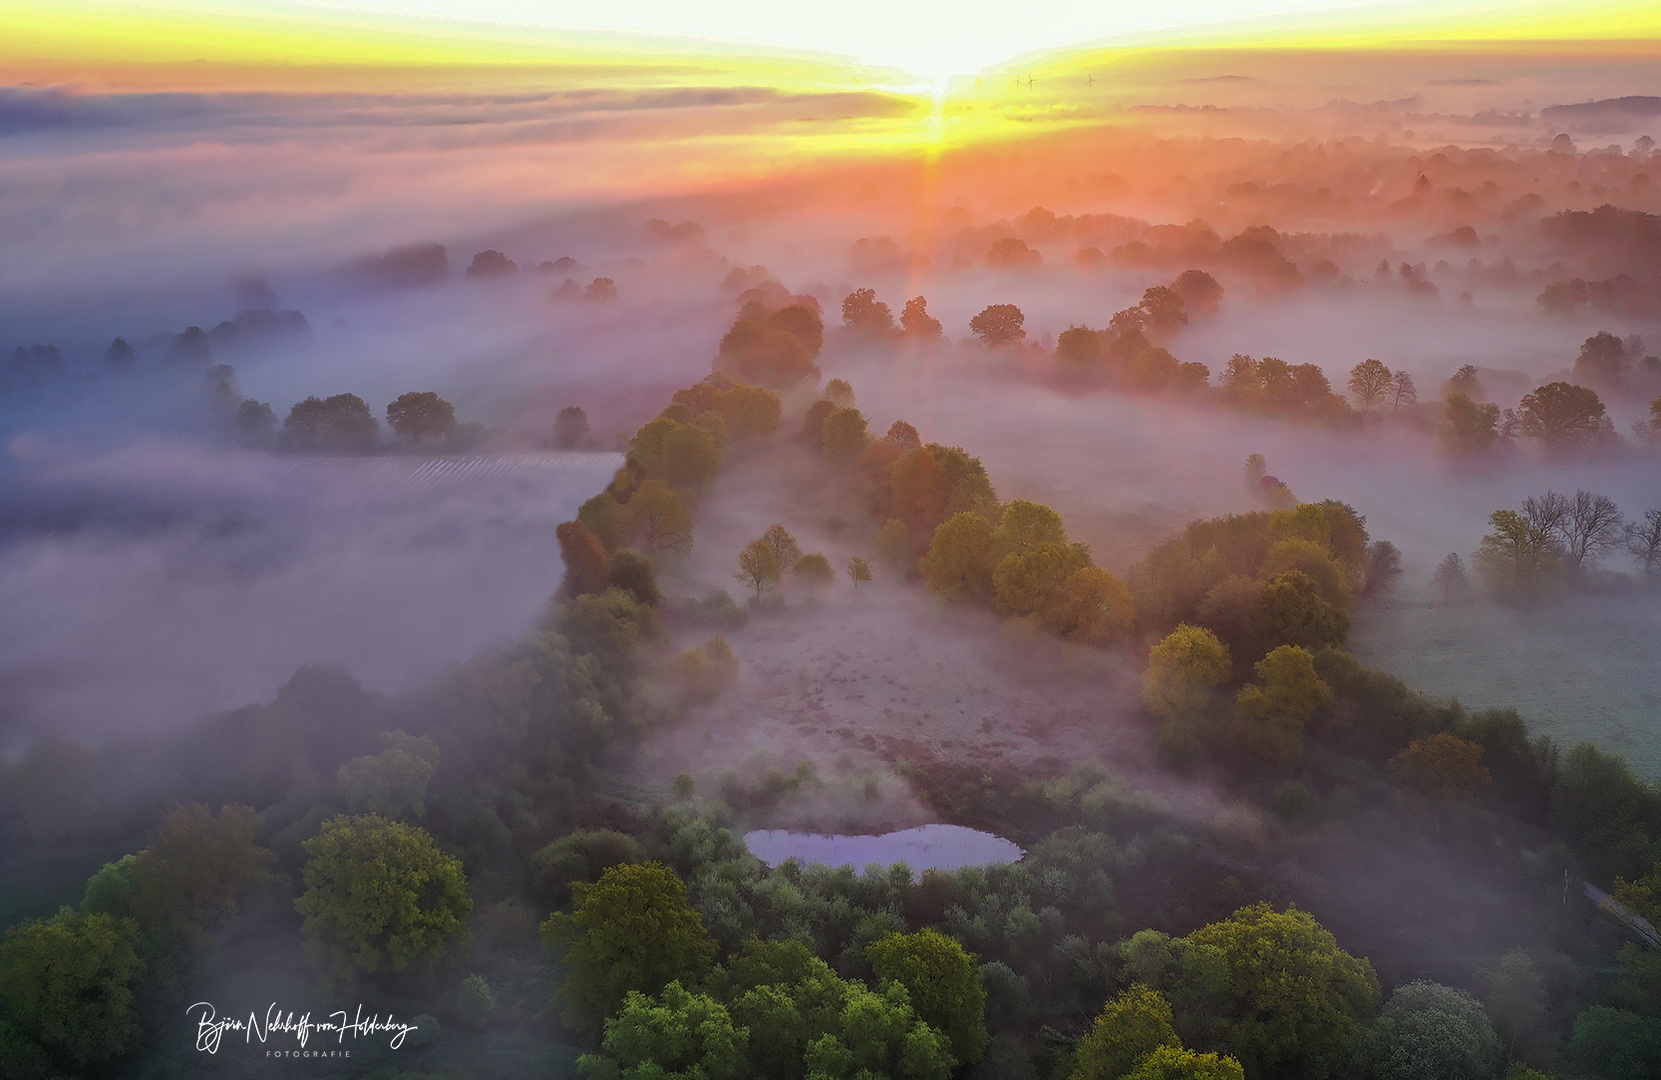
[232,389,467,452]
[733,523,858,601]
[1470,488,1661,595]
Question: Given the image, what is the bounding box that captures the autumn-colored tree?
[558,520,613,597]
[792,552,835,588]
[543,862,718,1039]
[891,446,952,540]
[1390,733,1492,805]
[1042,565,1136,645]
[847,556,872,593]
[761,523,802,568]
[735,539,781,600]
[1234,645,1331,766]
[842,288,894,334]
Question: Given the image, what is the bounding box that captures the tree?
[1041,565,1136,645]
[1362,540,1403,595]
[9,734,98,841]
[761,523,802,569]
[336,733,441,819]
[457,974,497,1028]
[581,981,748,1080]
[1483,950,1545,1065]
[386,391,457,443]
[284,393,378,451]
[1363,981,1501,1080]
[579,493,626,551]
[1516,381,1607,446]
[1613,860,1661,1014]
[824,378,855,407]
[993,541,1092,618]
[131,804,273,932]
[530,829,646,907]
[610,549,663,606]
[717,384,782,438]
[0,911,143,1068]
[233,398,278,446]
[1144,626,1232,722]
[1124,1046,1245,1080]
[625,480,694,556]
[923,512,996,599]
[558,520,614,596]
[1234,645,1331,765]
[1389,370,1417,411]
[1258,569,1349,652]
[1474,510,1557,594]
[866,929,987,1065]
[466,249,516,277]
[1072,985,1180,1080]
[847,556,872,593]
[556,405,591,448]
[1573,330,1629,386]
[1440,393,1501,454]
[294,815,473,983]
[901,296,943,338]
[736,539,781,600]
[543,862,717,1038]
[1627,508,1661,573]
[1559,489,1624,569]
[793,552,835,588]
[1566,1007,1661,1080]
[1391,733,1492,806]
[586,277,617,301]
[104,336,135,370]
[1172,269,1224,316]
[842,289,894,334]
[1140,286,1189,332]
[823,407,871,463]
[1430,553,1472,605]
[1181,903,1380,1079]
[969,304,1026,346]
[1348,359,1394,410]
[885,420,921,448]
[1057,326,1103,365]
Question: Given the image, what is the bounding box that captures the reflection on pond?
[743,823,1024,877]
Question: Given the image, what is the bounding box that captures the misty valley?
[3,38,1661,1080]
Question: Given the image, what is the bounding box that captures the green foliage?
[556,404,591,448]
[848,555,873,591]
[457,973,497,1028]
[1390,734,1491,807]
[866,929,988,1064]
[579,493,627,551]
[630,418,722,485]
[543,861,718,1039]
[624,479,694,556]
[83,854,141,920]
[1144,626,1232,723]
[1041,565,1136,645]
[386,391,457,442]
[580,981,747,1080]
[1516,381,1608,446]
[1123,1045,1245,1080]
[1072,984,1180,1080]
[793,552,836,588]
[923,512,997,599]
[1548,743,1661,880]
[1440,393,1501,454]
[1358,980,1501,1080]
[1614,861,1661,1012]
[1179,903,1380,1078]
[338,733,440,819]
[736,538,782,600]
[1566,1006,1661,1080]
[560,588,655,675]
[295,814,473,983]
[994,541,1094,618]
[0,910,144,1068]
[609,548,663,606]
[824,407,871,463]
[1233,646,1331,766]
[530,830,646,907]
[1483,950,1546,1066]
[970,304,1026,345]
[1475,510,1558,596]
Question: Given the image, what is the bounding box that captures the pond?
[742,824,1024,877]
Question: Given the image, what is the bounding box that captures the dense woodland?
[3,272,1661,1080]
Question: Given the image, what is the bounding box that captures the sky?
[5,0,1659,90]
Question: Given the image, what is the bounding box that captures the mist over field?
[4,19,1661,1080]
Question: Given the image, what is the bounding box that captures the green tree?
[848,556,873,593]
[1057,326,1103,365]
[1474,510,1557,594]
[1440,393,1501,454]
[1042,565,1136,645]
[1143,626,1232,723]
[609,548,663,606]
[625,480,694,556]
[843,289,895,335]
[993,541,1093,618]
[969,304,1026,345]
[1482,951,1545,1067]
[457,974,497,1028]
[1180,903,1379,1079]
[1516,381,1607,446]
[1361,981,1501,1080]
[580,981,747,1080]
[295,815,473,983]
[131,804,273,932]
[923,512,996,599]
[285,392,378,451]
[1125,1046,1245,1080]
[995,500,1069,555]
[1072,984,1181,1080]
[1234,646,1332,766]
[823,407,871,463]
[543,862,718,1039]
[761,523,802,568]
[1613,860,1661,1013]
[530,829,646,907]
[866,929,987,1065]
[1140,286,1189,332]
[736,539,782,600]
[579,493,627,551]
[0,910,143,1068]
[386,391,457,443]
[336,733,441,819]
[717,384,782,438]
[1566,1006,1661,1080]
[1257,569,1350,652]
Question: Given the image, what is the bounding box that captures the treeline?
[228,388,483,453]
[1450,488,1661,598]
